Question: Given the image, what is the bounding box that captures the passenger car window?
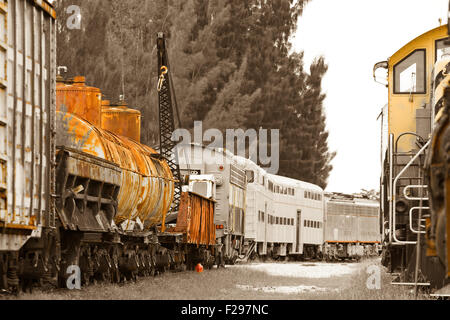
[394,49,426,94]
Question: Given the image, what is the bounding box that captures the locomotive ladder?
[157,33,182,214]
[388,134,430,245]
[388,134,431,288]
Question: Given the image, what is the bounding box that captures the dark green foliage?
[54,0,335,188]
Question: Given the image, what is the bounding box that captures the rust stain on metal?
[57,76,102,127]
[56,77,175,229]
[32,0,57,19]
[101,101,141,143]
[168,192,216,247]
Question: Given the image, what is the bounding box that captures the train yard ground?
[2,258,430,300]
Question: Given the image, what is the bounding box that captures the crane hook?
[157,66,168,92]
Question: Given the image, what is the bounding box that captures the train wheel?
[6,261,20,295]
[112,269,120,283]
[99,270,112,283]
[317,252,323,261]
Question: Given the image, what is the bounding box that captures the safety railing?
[388,134,430,245]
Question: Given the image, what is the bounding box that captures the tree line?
[55,0,335,188]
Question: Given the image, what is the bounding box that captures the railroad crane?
[156,33,183,218]
[155,34,218,270]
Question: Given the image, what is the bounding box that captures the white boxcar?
[0,0,56,252]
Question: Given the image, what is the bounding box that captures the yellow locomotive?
[374,20,450,292]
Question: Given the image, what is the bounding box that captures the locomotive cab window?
[394,49,426,94]
[436,38,450,62]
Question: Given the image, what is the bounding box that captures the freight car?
[54,75,179,284]
[0,0,218,293]
[323,194,380,261]
[373,11,450,292]
[177,144,247,264]
[0,0,57,293]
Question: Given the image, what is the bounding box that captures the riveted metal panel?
[0,0,56,251]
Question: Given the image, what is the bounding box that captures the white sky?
[292,0,448,193]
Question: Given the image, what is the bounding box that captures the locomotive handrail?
[395,132,426,153]
[409,207,428,234]
[403,185,429,201]
[389,134,394,244]
[391,139,430,245]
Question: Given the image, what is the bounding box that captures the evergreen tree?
[54,0,335,188]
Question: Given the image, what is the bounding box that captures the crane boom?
[157,33,182,214]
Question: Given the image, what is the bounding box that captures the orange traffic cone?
[195,263,204,273]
